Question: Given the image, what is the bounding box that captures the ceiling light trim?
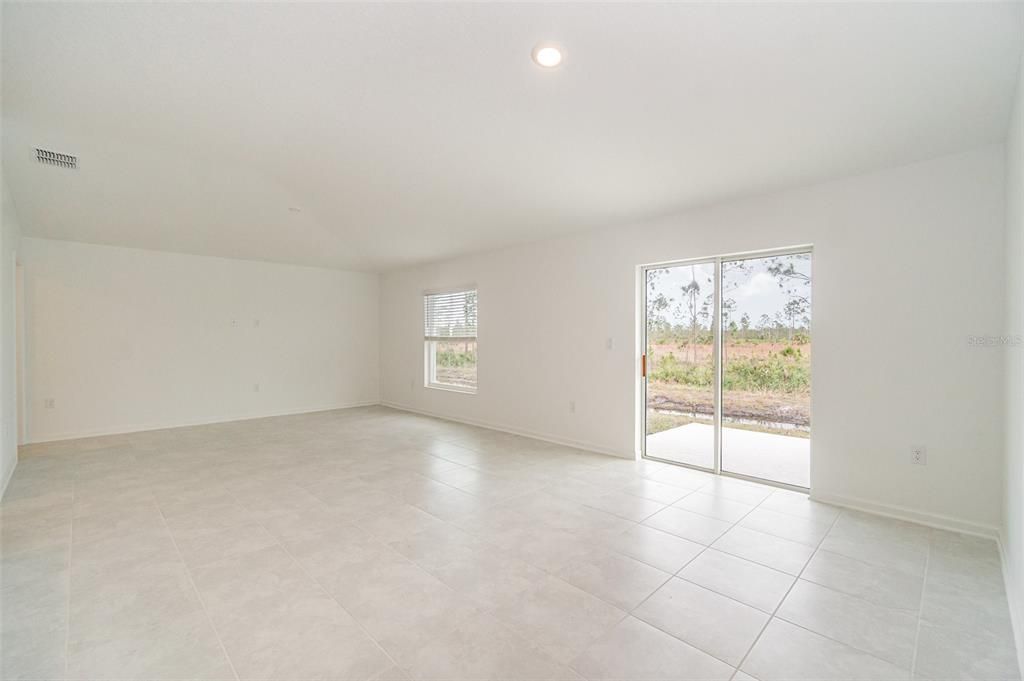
[531,42,565,69]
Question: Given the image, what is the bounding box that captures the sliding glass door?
[643,248,811,489]
[643,261,717,470]
[720,253,811,488]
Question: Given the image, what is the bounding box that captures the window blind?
[424,289,477,340]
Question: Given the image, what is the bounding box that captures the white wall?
[1003,51,1024,670]
[381,147,1007,534]
[21,238,380,442]
[1,180,23,494]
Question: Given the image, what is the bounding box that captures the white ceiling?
[3,2,1022,271]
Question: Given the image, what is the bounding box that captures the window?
[424,288,477,393]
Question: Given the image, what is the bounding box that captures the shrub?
[650,350,809,393]
[436,349,477,368]
[649,352,714,387]
[722,356,809,393]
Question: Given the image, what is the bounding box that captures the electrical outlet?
[911,446,927,465]
[43,398,55,409]
[606,337,614,350]
[569,400,576,414]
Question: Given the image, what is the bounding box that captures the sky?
[647,253,812,328]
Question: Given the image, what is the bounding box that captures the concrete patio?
[646,422,809,488]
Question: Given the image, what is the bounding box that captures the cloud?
[733,271,776,299]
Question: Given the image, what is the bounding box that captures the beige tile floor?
[1,406,1018,681]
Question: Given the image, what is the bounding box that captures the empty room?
[2,2,1024,680]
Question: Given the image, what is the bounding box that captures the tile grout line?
[750,530,928,621]
[726,510,937,676]
[392,471,677,674]
[16,413,978,681]
[679,484,791,676]
[63,475,75,680]
[155,502,242,681]
[764,536,932,674]
[552,478,800,672]
[909,531,932,678]
[610,482,775,677]
[236,484,411,680]
[271,538,410,679]
[211,443,628,678]
[727,502,844,681]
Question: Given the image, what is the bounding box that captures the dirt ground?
[434,366,477,388]
[646,382,809,426]
[646,411,809,438]
[645,340,810,428]
[647,340,812,364]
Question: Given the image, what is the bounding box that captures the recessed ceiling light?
[532,43,564,69]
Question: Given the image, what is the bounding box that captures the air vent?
[35,148,77,169]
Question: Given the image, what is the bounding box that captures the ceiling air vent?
[35,148,77,169]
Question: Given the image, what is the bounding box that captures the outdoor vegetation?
[434,340,478,388]
[646,254,811,437]
[426,289,478,389]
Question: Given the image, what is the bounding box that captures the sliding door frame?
[641,256,719,474]
[640,244,812,492]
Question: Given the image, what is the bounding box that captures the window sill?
[426,383,477,395]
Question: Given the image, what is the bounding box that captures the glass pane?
[433,340,477,390]
[645,262,716,470]
[720,253,811,487]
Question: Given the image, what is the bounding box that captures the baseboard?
[24,400,382,444]
[811,491,1000,539]
[997,531,1024,679]
[380,401,632,460]
[0,457,17,501]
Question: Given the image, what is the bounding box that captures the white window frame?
[423,287,477,394]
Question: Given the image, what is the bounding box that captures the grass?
[646,412,699,435]
[436,347,477,368]
[649,347,809,393]
[646,339,811,435]
[434,343,477,388]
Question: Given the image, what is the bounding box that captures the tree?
[783,298,807,341]
[463,291,478,353]
[720,297,736,363]
[646,269,674,342]
[766,254,811,342]
[721,297,736,329]
[679,276,701,362]
[765,254,811,307]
